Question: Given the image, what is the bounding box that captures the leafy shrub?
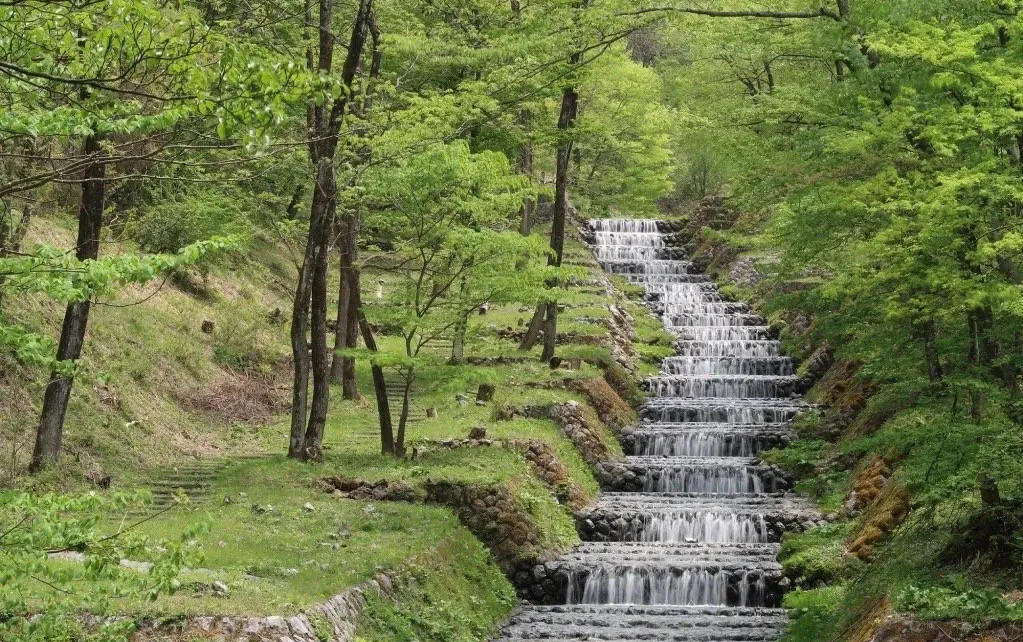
[0,491,207,642]
[212,310,277,373]
[780,522,860,586]
[895,585,1023,622]
[122,189,250,253]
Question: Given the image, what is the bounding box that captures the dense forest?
[1,1,1022,641]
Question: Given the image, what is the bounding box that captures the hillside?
[4,1,1023,642]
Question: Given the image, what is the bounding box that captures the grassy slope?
[2,215,669,639]
[684,208,1023,640]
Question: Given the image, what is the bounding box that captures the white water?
[563,219,802,609]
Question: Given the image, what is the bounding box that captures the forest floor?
[0,213,675,639]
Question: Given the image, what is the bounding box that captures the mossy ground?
[2,217,665,638]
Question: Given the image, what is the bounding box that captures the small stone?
[303,502,316,513]
[468,426,487,440]
[223,495,232,504]
[362,503,377,515]
[201,319,215,333]
[213,580,230,596]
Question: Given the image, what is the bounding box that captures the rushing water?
[494,219,806,641]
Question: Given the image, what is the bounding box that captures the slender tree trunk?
[330,16,380,398]
[451,313,469,365]
[301,159,336,460]
[395,367,413,457]
[31,135,104,472]
[538,85,579,362]
[541,301,558,361]
[288,0,373,459]
[330,210,360,400]
[519,303,546,350]
[915,318,943,383]
[0,203,32,311]
[289,259,312,458]
[353,276,393,454]
[967,307,991,421]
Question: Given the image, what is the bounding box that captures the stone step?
[625,274,713,284]
[660,356,795,376]
[661,302,751,314]
[640,399,805,424]
[644,375,802,399]
[669,326,774,342]
[674,340,781,358]
[599,458,789,495]
[623,429,792,458]
[577,493,818,543]
[564,542,781,565]
[664,313,765,327]
[494,605,787,641]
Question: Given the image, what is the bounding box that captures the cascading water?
[494,219,810,641]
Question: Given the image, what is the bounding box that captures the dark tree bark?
[519,303,546,350]
[290,0,374,460]
[539,85,579,362]
[301,159,336,460]
[519,83,579,355]
[353,274,393,454]
[450,277,470,364]
[395,367,413,456]
[330,15,380,399]
[915,318,943,383]
[0,202,32,311]
[31,135,104,472]
[330,210,360,399]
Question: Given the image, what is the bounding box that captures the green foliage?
[895,584,1023,622]
[0,236,237,371]
[356,531,516,642]
[0,491,207,642]
[781,584,848,642]
[780,523,860,586]
[761,439,829,478]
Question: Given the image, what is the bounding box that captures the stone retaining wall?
[131,571,400,642]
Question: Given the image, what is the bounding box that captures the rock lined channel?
[494,219,815,641]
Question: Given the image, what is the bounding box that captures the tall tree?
[288,0,374,461]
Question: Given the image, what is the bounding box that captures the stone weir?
[493,219,818,641]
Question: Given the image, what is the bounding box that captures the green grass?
[780,522,860,587]
[356,529,517,642]
[5,222,651,639]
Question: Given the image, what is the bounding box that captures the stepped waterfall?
[494,219,810,641]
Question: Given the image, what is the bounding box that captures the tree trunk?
[289,0,374,459]
[31,135,104,472]
[519,303,546,350]
[537,85,578,362]
[301,159,336,461]
[353,272,393,454]
[0,203,32,311]
[915,318,943,383]
[967,307,993,421]
[395,368,413,457]
[330,210,360,400]
[541,301,558,361]
[450,317,467,364]
[288,259,312,458]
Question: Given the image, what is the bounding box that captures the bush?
[780,522,860,586]
[212,309,277,373]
